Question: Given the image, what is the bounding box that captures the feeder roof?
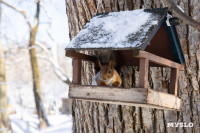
[66,8,168,50]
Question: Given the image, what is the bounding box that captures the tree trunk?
[66,0,200,132]
[0,4,11,133]
[29,1,49,128]
[29,33,49,129]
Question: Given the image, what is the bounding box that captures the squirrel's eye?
[108,70,111,73]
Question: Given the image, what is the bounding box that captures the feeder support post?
[72,59,82,84]
[169,68,179,96]
[139,58,149,88]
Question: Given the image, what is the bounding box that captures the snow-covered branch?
[35,42,72,85]
[162,0,200,31]
[40,3,59,64]
[37,4,72,85]
[0,0,32,29]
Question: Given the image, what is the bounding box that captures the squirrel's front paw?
[98,81,107,86]
[112,81,120,87]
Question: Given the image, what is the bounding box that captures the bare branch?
[162,0,200,31]
[32,0,40,29]
[0,0,32,28]
[40,3,57,45]
[38,4,72,85]
[35,41,72,85]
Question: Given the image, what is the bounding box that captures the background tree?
[0,3,11,133]
[0,0,49,128]
[66,0,200,132]
[28,0,49,128]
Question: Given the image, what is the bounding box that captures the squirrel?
[93,50,122,87]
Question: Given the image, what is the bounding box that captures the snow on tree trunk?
[0,4,11,133]
[65,0,200,132]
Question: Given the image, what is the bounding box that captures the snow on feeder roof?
[66,8,168,50]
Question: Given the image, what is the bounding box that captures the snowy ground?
[5,49,73,133]
[10,107,72,133]
[7,83,73,133]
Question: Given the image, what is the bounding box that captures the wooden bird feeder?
[65,8,185,110]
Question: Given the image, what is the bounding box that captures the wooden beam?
[134,51,184,70]
[72,59,82,84]
[139,58,149,88]
[68,85,182,110]
[169,68,179,95]
[66,51,96,62]
[75,99,180,111]
[147,88,182,109]
[69,85,147,104]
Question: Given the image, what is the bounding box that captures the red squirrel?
[93,50,122,87]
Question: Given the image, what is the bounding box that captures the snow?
[177,5,184,13]
[5,48,73,133]
[10,107,72,133]
[66,9,161,50]
[0,128,9,132]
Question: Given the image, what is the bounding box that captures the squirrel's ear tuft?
[109,61,113,68]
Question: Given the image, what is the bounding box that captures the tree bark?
[0,4,11,133]
[66,0,200,132]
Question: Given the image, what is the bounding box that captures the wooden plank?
[139,58,149,88]
[76,99,180,111]
[69,85,147,104]
[134,51,184,70]
[66,51,96,62]
[69,85,182,110]
[72,59,82,84]
[147,88,182,110]
[169,68,179,95]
